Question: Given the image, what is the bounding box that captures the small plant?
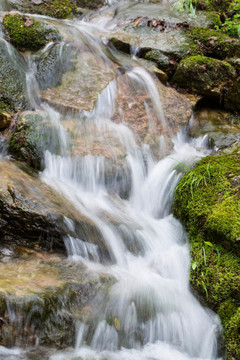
[175,163,213,198]
[222,14,240,37]
[172,0,196,14]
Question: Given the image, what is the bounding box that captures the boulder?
[0,39,28,111]
[40,51,116,113]
[3,13,61,52]
[7,0,77,19]
[172,55,236,98]
[0,158,105,253]
[0,248,113,348]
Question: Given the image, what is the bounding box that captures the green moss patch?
[187,26,240,59]
[172,55,236,96]
[3,13,61,51]
[173,151,240,358]
[8,0,77,19]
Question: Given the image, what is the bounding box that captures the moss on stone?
[206,12,222,28]
[173,151,240,358]
[3,14,61,52]
[172,55,236,97]
[8,0,77,19]
[187,26,240,59]
[50,0,78,18]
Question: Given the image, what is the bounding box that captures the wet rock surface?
[8,111,63,169]
[40,51,116,113]
[189,108,240,152]
[0,158,105,253]
[0,247,113,348]
[0,39,28,112]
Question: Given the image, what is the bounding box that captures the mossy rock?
[144,50,172,76]
[224,76,240,112]
[205,12,222,28]
[3,13,61,52]
[172,55,236,97]
[187,26,240,59]
[0,39,28,111]
[173,151,240,359]
[8,111,63,169]
[173,151,240,252]
[8,0,77,19]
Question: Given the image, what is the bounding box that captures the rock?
[8,111,63,169]
[224,76,240,112]
[34,43,77,90]
[112,73,195,157]
[0,248,113,348]
[3,13,61,52]
[173,151,240,359]
[172,55,236,98]
[8,0,78,19]
[0,158,106,253]
[40,51,116,113]
[0,105,12,131]
[189,108,240,151]
[8,110,132,197]
[145,50,173,76]
[0,39,28,111]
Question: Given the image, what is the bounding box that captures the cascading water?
[0,1,222,359]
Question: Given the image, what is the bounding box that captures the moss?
[206,12,222,28]
[173,151,240,358]
[172,55,236,96]
[224,308,240,358]
[50,0,78,18]
[196,0,231,11]
[228,0,240,15]
[187,26,240,59]
[3,14,61,52]
[190,239,240,358]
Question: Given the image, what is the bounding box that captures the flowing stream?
[0,1,222,359]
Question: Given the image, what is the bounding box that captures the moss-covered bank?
[173,151,240,359]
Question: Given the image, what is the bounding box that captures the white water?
[0,1,222,359]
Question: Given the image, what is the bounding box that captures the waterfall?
[0,1,222,359]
